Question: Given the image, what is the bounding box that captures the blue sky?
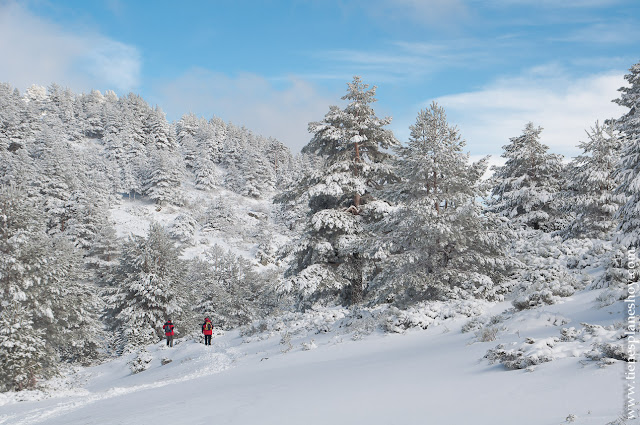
[0,0,638,159]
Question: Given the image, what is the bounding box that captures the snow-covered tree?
[146,106,176,151]
[279,76,398,308]
[563,122,625,239]
[0,186,102,384]
[0,83,24,152]
[87,222,120,274]
[194,155,219,190]
[106,223,184,353]
[80,89,105,139]
[143,148,183,206]
[613,61,640,249]
[488,122,564,231]
[368,104,514,305]
[194,246,279,329]
[0,305,46,391]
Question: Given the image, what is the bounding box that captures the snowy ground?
[0,289,627,425]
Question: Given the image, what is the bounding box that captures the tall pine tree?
[613,61,640,249]
[106,223,184,353]
[488,122,564,231]
[279,76,398,308]
[563,122,625,239]
[368,104,513,305]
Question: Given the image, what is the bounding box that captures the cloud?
[311,39,491,84]
[433,66,627,158]
[0,2,140,93]
[154,69,337,153]
[551,21,640,45]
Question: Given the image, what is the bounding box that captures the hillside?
[0,287,626,425]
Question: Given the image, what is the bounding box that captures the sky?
[0,0,638,160]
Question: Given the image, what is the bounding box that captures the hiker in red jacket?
[202,317,213,345]
[163,320,175,347]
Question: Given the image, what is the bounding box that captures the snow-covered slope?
[0,288,626,425]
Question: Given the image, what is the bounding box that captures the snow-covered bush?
[462,312,511,334]
[169,213,197,244]
[486,322,631,371]
[301,340,317,351]
[575,323,630,362]
[593,246,634,306]
[240,307,350,339]
[509,231,588,310]
[280,332,293,353]
[474,326,500,342]
[461,318,485,334]
[485,337,558,370]
[384,299,487,333]
[512,265,582,310]
[343,309,379,340]
[129,348,152,374]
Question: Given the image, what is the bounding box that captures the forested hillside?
[0,61,638,395]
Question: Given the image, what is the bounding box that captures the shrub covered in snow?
[512,265,582,310]
[169,213,197,244]
[129,348,152,374]
[474,326,501,342]
[486,322,631,370]
[240,307,350,339]
[383,299,488,333]
[593,246,634,306]
[485,337,558,370]
[509,231,590,310]
[574,323,631,362]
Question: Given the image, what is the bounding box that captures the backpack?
[165,323,173,334]
[204,322,212,331]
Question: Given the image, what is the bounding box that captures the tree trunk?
[350,253,363,305]
[353,141,361,210]
[434,170,439,213]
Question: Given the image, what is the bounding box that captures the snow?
[109,184,281,264]
[0,288,626,425]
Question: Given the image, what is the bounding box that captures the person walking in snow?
[202,317,213,345]
[163,319,175,347]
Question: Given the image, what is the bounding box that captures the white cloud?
[0,2,140,93]
[154,69,337,153]
[433,67,627,158]
[312,40,490,84]
[551,21,640,45]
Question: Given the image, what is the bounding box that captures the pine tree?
[0,83,23,152]
[146,106,177,151]
[143,148,183,206]
[368,104,513,305]
[488,122,564,231]
[279,76,398,308]
[194,155,219,190]
[0,305,46,391]
[563,122,625,239]
[195,246,278,328]
[613,61,640,249]
[80,90,105,139]
[0,186,101,384]
[106,223,184,353]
